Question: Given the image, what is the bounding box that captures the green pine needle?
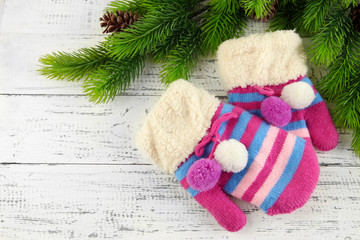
[268,1,303,31]
[210,0,241,14]
[160,26,202,85]
[240,0,275,19]
[151,26,188,63]
[38,46,108,82]
[301,0,331,34]
[83,54,146,104]
[352,127,360,158]
[201,6,247,55]
[308,9,352,67]
[332,81,360,130]
[318,31,360,100]
[106,0,147,15]
[105,2,191,60]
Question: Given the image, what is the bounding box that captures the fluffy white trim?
[136,80,220,174]
[217,30,308,90]
[281,81,316,109]
[214,139,248,173]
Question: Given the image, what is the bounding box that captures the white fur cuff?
[136,80,221,174]
[217,30,308,90]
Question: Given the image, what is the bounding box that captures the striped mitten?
[217,30,338,151]
[137,80,320,232]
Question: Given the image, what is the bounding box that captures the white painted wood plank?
[0,165,359,240]
[0,0,4,28]
[1,0,108,34]
[0,95,357,166]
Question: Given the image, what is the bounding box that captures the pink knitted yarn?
[261,96,291,127]
[187,158,222,191]
[195,185,247,232]
[267,140,320,215]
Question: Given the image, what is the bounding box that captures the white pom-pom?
[214,139,248,173]
[281,81,316,109]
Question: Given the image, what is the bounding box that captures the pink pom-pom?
[187,158,222,192]
[261,96,292,127]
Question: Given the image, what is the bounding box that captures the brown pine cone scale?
[100,10,141,34]
[352,5,360,32]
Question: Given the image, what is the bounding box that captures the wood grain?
[0,95,357,167]
[0,165,359,240]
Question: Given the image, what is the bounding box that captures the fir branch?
[151,26,189,63]
[159,26,202,85]
[240,0,275,18]
[268,1,300,31]
[144,0,197,11]
[301,0,332,34]
[38,45,109,82]
[337,0,359,8]
[201,6,247,55]
[105,2,190,60]
[352,127,360,157]
[308,8,352,66]
[106,0,147,15]
[280,0,298,4]
[210,0,241,14]
[330,79,360,158]
[318,31,360,100]
[332,80,360,130]
[83,54,146,104]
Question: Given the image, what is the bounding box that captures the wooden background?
[0,0,359,239]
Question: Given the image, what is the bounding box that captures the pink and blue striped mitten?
[217,30,338,151]
[137,80,319,232]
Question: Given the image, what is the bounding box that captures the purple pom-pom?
[261,96,292,127]
[186,158,222,192]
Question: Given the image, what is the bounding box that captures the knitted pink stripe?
[194,186,247,232]
[180,176,190,189]
[232,126,279,199]
[288,129,310,138]
[289,110,306,122]
[267,140,319,215]
[230,87,258,94]
[234,101,262,110]
[241,130,288,202]
[221,107,244,140]
[250,133,296,206]
[240,116,263,148]
[229,76,307,95]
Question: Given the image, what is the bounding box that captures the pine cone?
[100,10,141,34]
[251,0,278,22]
[352,5,360,32]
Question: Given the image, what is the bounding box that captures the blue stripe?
[224,121,270,194]
[300,77,313,86]
[281,120,307,131]
[229,110,253,140]
[260,137,306,212]
[248,109,262,118]
[175,154,198,181]
[229,92,266,103]
[310,92,323,105]
[218,104,234,136]
[187,187,199,196]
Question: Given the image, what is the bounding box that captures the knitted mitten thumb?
[136,80,246,232]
